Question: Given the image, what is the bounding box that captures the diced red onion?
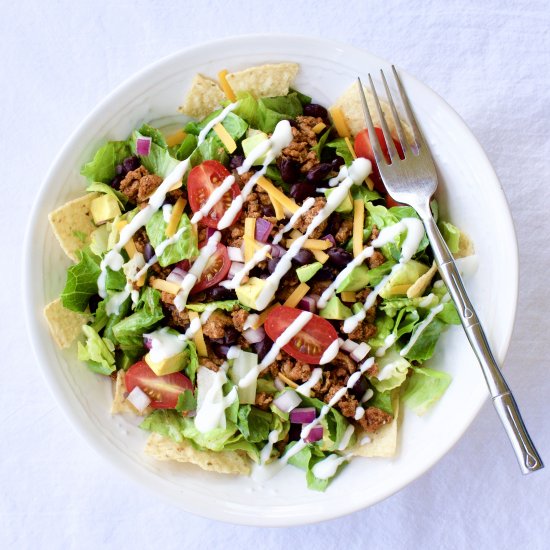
[273,390,302,413]
[297,296,317,312]
[322,234,336,247]
[270,244,287,258]
[305,425,323,443]
[143,336,153,350]
[255,218,274,242]
[205,227,217,239]
[227,246,244,262]
[341,338,359,353]
[166,266,187,284]
[228,261,244,278]
[243,326,266,344]
[144,243,155,262]
[126,386,151,412]
[351,342,370,362]
[136,136,152,156]
[290,407,316,424]
[274,377,285,391]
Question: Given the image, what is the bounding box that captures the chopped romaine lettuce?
[61,249,101,312]
[370,350,411,392]
[402,366,451,415]
[438,221,461,254]
[137,123,167,148]
[130,130,179,178]
[325,138,354,166]
[145,211,197,267]
[237,405,273,443]
[77,325,116,375]
[81,140,131,183]
[185,300,249,312]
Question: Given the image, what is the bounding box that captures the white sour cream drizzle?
[400,294,450,356]
[319,339,340,365]
[312,452,354,480]
[317,246,375,309]
[255,158,372,311]
[295,367,323,397]
[343,217,425,334]
[260,429,280,465]
[354,406,365,420]
[174,231,222,311]
[217,121,294,230]
[338,425,356,452]
[375,333,397,358]
[220,244,271,289]
[144,326,186,362]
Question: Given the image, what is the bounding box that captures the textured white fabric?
[2,0,549,548]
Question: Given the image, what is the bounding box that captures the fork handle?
[420,213,543,474]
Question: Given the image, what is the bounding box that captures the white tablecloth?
[2,0,549,548]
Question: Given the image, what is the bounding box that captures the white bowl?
[24,35,518,526]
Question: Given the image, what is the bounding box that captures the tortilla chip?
[226,62,299,98]
[352,397,400,458]
[144,433,251,475]
[178,74,225,119]
[332,82,414,141]
[111,370,150,415]
[454,230,475,259]
[407,261,438,299]
[48,193,100,262]
[43,299,90,349]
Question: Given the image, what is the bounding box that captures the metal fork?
[357,68,543,475]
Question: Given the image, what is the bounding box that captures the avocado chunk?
[296,262,323,283]
[90,194,121,225]
[242,131,269,166]
[324,188,353,213]
[379,260,430,298]
[235,277,267,310]
[319,295,353,320]
[336,264,371,292]
[144,350,186,376]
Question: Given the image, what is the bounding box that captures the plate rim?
[23,33,518,526]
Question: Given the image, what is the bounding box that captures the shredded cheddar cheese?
[256,176,299,214]
[188,311,208,356]
[312,122,326,134]
[150,279,181,295]
[283,283,310,308]
[165,197,186,238]
[244,218,256,262]
[345,136,357,159]
[285,238,332,251]
[312,250,329,263]
[165,129,187,147]
[213,122,237,153]
[218,69,237,102]
[341,291,356,302]
[117,221,137,258]
[329,106,351,138]
[353,199,365,258]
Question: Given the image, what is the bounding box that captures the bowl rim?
[23,33,518,526]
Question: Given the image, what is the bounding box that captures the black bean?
[306,163,332,184]
[332,156,345,169]
[349,375,369,400]
[143,243,154,262]
[289,182,316,202]
[123,156,140,172]
[224,327,240,345]
[229,155,245,170]
[110,174,123,190]
[262,204,275,217]
[204,286,236,301]
[303,103,329,122]
[279,158,300,184]
[292,248,315,266]
[327,247,353,267]
[88,294,101,313]
[254,337,272,361]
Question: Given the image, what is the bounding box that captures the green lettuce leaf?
[188,137,229,167]
[60,249,100,312]
[289,88,312,106]
[185,300,249,312]
[237,405,272,443]
[174,133,198,161]
[367,313,394,349]
[402,366,451,415]
[351,184,382,204]
[111,287,164,351]
[287,443,347,492]
[77,325,116,375]
[370,349,411,392]
[185,110,248,142]
[368,388,394,415]
[312,127,332,160]
[175,389,196,413]
[233,92,303,133]
[326,138,354,166]
[130,130,179,178]
[137,123,167,148]
[81,140,131,183]
[145,211,197,267]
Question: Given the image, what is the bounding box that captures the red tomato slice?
[354,127,404,193]
[125,360,193,409]
[187,160,241,228]
[190,242,231,294]
[384,193,404,208]
[264,306,339,365]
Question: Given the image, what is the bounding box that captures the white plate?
[24,35,518,526]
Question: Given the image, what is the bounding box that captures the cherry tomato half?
[354,127,404,194]
[187,160,241,228]
[264,306,339,365]
[125,360,193,409]
[190,242,231,294]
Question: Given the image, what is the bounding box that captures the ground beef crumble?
[281,115,323,173]
[119,165,184,206]
[293,196,327,239]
